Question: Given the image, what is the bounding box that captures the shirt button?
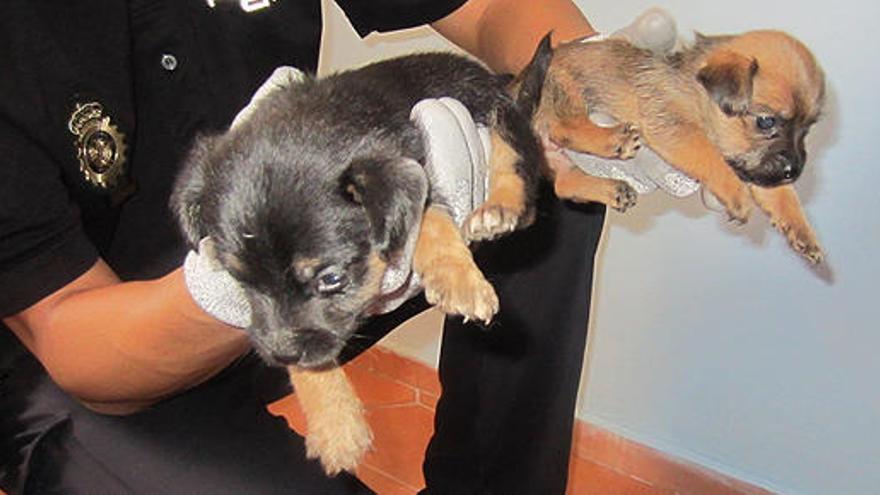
[160,54,178,71]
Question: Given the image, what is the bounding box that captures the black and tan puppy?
[534,30,826,263]
[171,50,548,473]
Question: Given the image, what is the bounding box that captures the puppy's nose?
[271,351,304,366]
[271,348,336,368]
[778,151,803,183]
[272,329,342,368]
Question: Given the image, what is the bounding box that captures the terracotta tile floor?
[267,346,717,495]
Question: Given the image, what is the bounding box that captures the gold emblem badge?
[68,102,128,190]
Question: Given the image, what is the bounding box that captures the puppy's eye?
[316,269,349,295]
[756,115,778,130]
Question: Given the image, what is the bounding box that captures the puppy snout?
[270,329,344,368]
[777,150,803,184]
[750,151,802,187]
[781,163,796,182]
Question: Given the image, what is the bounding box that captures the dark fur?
[171,52,545,368]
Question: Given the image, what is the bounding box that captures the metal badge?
[68,102,128,191]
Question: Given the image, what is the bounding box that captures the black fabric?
[422,188,605,495]
[0,0,464,493]
[345,187,607,494]
[0,341,372,495]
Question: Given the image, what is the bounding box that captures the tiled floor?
[268,347,440,493]
[268,347,772,495]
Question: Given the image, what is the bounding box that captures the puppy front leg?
[646,129,752,223]
[288,366,373,475]
[553,166,638,211]
[548,113,641,160]
[543,136,638,211]
[465,130,529,241]
[415,206,499,323]
[749,184,824,264]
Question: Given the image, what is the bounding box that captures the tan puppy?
[534,30,826,263]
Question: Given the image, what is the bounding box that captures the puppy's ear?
[342,158,428,257]
[515,31,554,119]
[170,135,219,247]
[697,49,759,116]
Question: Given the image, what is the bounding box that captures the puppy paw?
[423,261,499,323]
[719,185,753,224]
[578,123,641,160]
[610,181,638,212]
[615,124,642,159]
[773,220,825,265]
[464,204,521,242]
[795,239,825,265]
[305,405,373,476]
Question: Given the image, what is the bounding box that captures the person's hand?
[365,97,490,316]
[183,237,251,327]
[562,8,704,199]
[410,97,491,229]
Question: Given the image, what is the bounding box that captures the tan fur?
[354,252,389,309]
[535,30,826,262]
[464,130,529,241]
[291,257,323,279]
[288,366,372,475]
[288,253,387,475]
[552,158,638,209]
[749,184,823,263]
[414,205,498,322]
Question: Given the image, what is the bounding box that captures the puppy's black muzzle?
[731,149,805,188]
[265,329,345,369]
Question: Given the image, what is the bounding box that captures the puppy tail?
[513,31,554,120]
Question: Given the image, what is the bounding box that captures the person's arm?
[3,259,249,415]
[431,0,595,74]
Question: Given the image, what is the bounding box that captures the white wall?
[319,1,880,494]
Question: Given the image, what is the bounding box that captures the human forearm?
[432,0,595,74]
[5,261,249,414]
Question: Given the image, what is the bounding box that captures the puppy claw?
[464,204,521,242]
[719,186,752,224]
[616,124,641,160]
[611,182,638,212]
[782,224,824,265]
[804,247,825,265]
[422,265,499,323]
[726,212,748,225]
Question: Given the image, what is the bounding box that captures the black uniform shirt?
[0,0,464,487]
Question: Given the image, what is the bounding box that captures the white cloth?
[411,98,491,227]
[184,238,252,327]
[566,147,701,198]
